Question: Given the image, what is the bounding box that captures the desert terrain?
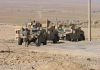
[0,22,100,70]
[0,0,100,70]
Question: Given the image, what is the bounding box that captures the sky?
[0,0,100,4]
[0,0,100,9]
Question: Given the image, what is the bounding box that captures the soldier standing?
[70,24,76,41]
[22,28,30,47]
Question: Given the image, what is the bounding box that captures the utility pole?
[88,0,92,41]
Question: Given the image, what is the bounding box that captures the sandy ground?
[0,24,100,70]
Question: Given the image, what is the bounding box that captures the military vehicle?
[65,24,85,41]
[47,20,59,43]
[47,19,71,40]
[47,20,85,42]
[56,23,85,41]
[15,21,47,46]
[57,24,71,40]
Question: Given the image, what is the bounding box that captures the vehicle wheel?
[77,35,81,41]
[43,40,47,45]
[57,35,60,41]
[53,40,57,43]
[35,38,41,46]
[66,34,71,41]
[80,34,85,41]
[53,35,58,43]
[25,41,29,47]
[18,38,23,45]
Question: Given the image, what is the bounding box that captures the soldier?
[75,27,80,41]
[22,28,30,47]
[77,27,85,41]
[74,27,85,41]
[50,26,59,43]
[70,24,76,41]
[36,29,47,46]
[31,20,36,28]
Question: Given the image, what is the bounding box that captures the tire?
[66,34,71,41]
[25,41,29,47]
[77,35,81,41]
[43,40,47,45]
[53,40,57,43]
[57,35,60,41]
[35,38,41,46]
[53,35,58,43]
[18,38,23,45]
[80,34,85,41]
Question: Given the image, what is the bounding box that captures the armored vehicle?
[15,21,47,46]
[65,24,85,41]
[47,20,59,43]
[47,20,85,42]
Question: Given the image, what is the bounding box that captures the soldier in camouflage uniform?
[48,26,59,43]
[22,28,30,47]
[77,27,85,41]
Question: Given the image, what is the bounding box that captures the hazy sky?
[0,0,100,4]
[0,0,100,9]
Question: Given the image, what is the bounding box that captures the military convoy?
[15,20,60,46]
[47,20,85,41]
[15,19,85,46]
